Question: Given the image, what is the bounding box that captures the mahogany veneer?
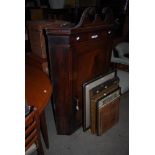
[45,7,113,134]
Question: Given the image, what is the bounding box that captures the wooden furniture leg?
[40,111,49,149]
[37,139,44,155]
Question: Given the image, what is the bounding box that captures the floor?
[33,92,129,155]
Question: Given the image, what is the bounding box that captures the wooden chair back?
[25,107,44,155]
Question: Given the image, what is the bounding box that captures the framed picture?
[89,77,119,133]
[83,70,116,130]
[96,88,121,135]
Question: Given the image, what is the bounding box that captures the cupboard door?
[72,31,112,125]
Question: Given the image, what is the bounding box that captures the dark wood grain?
[45,7,113,134]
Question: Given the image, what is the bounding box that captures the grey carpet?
[32,92,129,155]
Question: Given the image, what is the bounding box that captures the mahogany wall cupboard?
[45,8,113,134]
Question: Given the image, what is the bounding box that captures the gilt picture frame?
[83,70,116,130]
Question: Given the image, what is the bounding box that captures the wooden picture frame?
[96,88,121,136]
[83,70,116,130]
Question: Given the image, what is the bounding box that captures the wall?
[49,0,96,9]
[49,0,65,9]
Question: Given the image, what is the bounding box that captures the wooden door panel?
[72,36,112,124]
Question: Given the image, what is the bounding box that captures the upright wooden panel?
[71,32,112,126]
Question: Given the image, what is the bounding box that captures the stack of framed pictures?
[83,70,121,136]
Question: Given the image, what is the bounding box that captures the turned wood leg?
[37,138,44,155]
[40,111,49,149]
